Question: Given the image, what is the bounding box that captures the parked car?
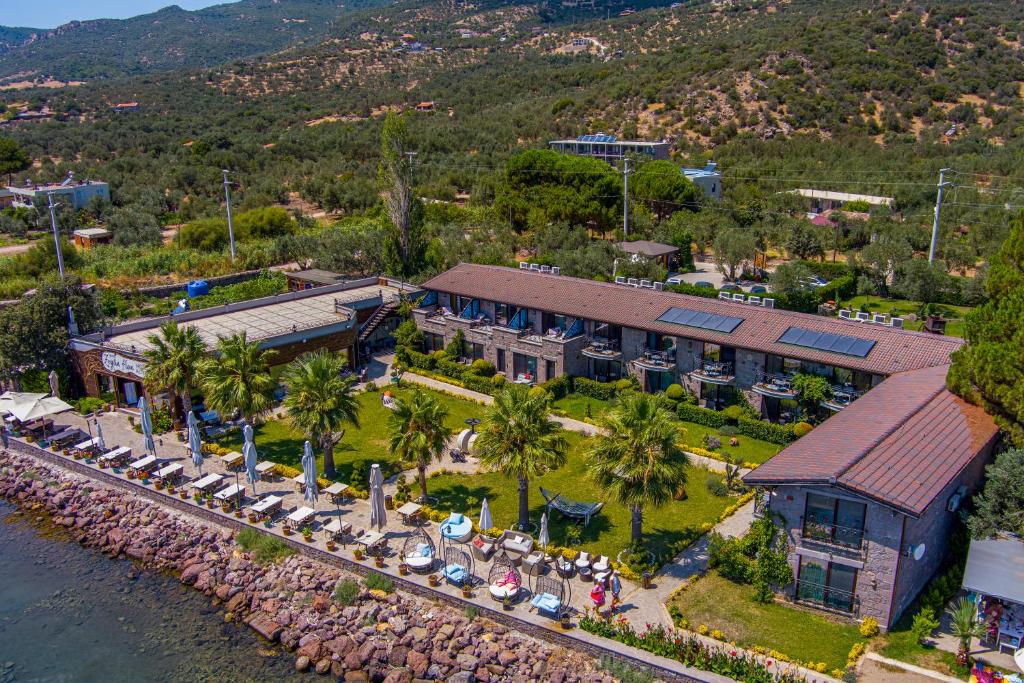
[749,285,769,294]
[798,276,829,289]
[720,283,741,292]
[695,281,714,289]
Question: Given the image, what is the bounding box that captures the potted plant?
[127,470,136,480]
[428,574,439,587]
[399,562,409,576]
[206,498,215,510]
[247,512,258,523]
[140,476,151,486]
[302,527,313,542]
[99,459,108,469]
[50,443,59,452]
[283,526,293,536]
[374,555,385,568]
[559,613,572,630]
[503,595,513,611]
[353,547,364,560]
[461,585,472,599]
[326,539,337,552]
[167,483,176,494]
[73,452,83,460]
[221,501,231,513]
[154,480,164,491]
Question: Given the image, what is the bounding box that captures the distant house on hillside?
[7,173,109,210]
[72,228,112,249]
[681,162,722,200]
[548,133,670,163]
[111,102,139,113]
[789,189,894,213]
[415,101,435,112]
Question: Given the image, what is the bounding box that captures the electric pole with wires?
[622,156,632,237]
[222,169,237,263]
[928,168,952,264]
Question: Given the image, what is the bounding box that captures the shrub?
[75,396,106,415]
[540,373,572,399]
[721,405,745,424]
[528,386,550,402]
[462,373,496,395]
[677,402,726,428]
[859,617,880,637]
[793,421,813,437]
[911,607,939,644]
[363,571,394,594]
[665,383,685,401]
[817,274,857,303]
[737,416,797,445]
[490,373,507,388]
[236,528,295,564]
[614,378,636,392]
[464,605,479,621]
[705,475,728,497]
[702,434,721,450]
[436,357,466,379]
[846,642,866,665]
[333,579,361,606]
[575,376,617,401]
[469,359,495,377]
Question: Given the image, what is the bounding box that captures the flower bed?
[579,613,798,683]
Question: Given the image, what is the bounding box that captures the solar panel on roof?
[656,307,743,334]
[777,326,876,358]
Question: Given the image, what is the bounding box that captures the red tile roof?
[744,364,999,516]
[421,264,962,375]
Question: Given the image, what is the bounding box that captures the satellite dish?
[911,543,926,561]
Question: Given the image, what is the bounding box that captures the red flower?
[730,650,737,657]
[767,660,774,667]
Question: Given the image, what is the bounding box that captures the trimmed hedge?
[816,274,856,303]
[461,373,496,395]
[435,357,466,379]
[737,416,797,445]
[574,376,618,401]
[540,373,573,400]
[677,402,727,428]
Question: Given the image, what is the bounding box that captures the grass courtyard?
[215,386,485,486]
[845,295,972,338]
[427,432,739,560]
[551,394,782,465]
[667,571,869,671]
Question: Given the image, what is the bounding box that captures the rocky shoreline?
[0,451,606,683]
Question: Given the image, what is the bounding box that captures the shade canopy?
[0,392,72,422]
[963,535,1024,605]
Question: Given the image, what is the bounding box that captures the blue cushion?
[450,512,464,525]
[531,592,560,614]
[444,564,466,582]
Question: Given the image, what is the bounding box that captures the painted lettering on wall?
[100,351,146,379]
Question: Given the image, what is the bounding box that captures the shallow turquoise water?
[0,500,304,683]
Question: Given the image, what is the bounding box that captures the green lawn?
[551,393,782,465]
[215,386,485,487]
[845,296,972,338]
[427,433,737,560]
[668,571,868,671]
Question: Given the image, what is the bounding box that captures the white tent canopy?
[0,392,73,422]
[963,535,1024,605]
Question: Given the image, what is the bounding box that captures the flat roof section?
[102,281,405,354]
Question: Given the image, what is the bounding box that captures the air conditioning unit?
[519,262,529,270]
[947,486,968,512]
[762,298,775,309]
[653,281,664,291]
[551,266,560,275]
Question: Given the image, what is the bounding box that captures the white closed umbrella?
[538,512,550,551]
[369,464,386,531]
[94,421,106,452]
[138,396,156,456]
[187,411,203,474]
[479,498,493,532]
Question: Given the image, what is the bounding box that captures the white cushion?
[489,583,518,599]
[406,555,432,569]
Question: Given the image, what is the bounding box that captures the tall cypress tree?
[948,211,1024,445]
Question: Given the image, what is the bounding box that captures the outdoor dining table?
[286,506,316,529]
[128,454,157,473]
[72,437,101,453]
[292,473,307,492]
[325,482,350,502]
[255,461,276,480]
[219,451,244,469]
[155,463,183,483]
[324,519,352,541]
[250,494,283,520]
[190,473,224,492]
[395,501,423,525]
[214,483,245,502]
[99,445,132,465]
[355,531,385,549]
[48,427,83,445]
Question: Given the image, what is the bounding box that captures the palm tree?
[199,332,276,428]
[584,392,689,547]
[947,597,984,666]
[475,385,568,531]
[282,350,360,479]
[142,321,207,427]
[388,389,452,502]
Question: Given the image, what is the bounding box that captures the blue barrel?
[186,280,209,298]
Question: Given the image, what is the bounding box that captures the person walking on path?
[610,570,622,612]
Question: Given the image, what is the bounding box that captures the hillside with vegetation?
[0,0,385,81]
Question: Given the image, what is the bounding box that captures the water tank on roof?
[187,280,209,298]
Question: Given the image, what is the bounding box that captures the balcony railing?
[821,385,863,412]
[794,580,858,614]
[799,517,867,555]
[690,360,735,385]
[582,338,622,359]
[751,372,798,399]
[634,347,675,371]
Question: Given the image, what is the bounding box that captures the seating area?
[540,487,604,526]
[402,527,436,574]
[487,554,522,602]
[443,546,474,586]
[530,574,570,619]
[498,530,534,563]
[440,512,474,543]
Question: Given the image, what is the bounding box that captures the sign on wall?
[100,351,146,379]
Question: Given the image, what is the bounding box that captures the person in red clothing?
[590,581,606,613]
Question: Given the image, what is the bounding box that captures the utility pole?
[46,192,65,277]
[928,168,952,264]
[222,169,236,263]
[622,156,632,237]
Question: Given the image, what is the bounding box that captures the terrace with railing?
[689,360,735,385]
[798,516,867,558]
[633,347,676,371]
[793,580,859,614]
[581,337,622,360]
[751,372,798,399]
[821,385,863,412]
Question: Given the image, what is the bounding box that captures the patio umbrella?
[138,396,156,456]
[94,421,106,452]
[48,370,60,398]
[478,498,493,532]
[369,463,386,532]
[187,410,203,474]
[7,393,72,423]
[538,512,550,551]
[243,427,258,493]
[302,441,319,507]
